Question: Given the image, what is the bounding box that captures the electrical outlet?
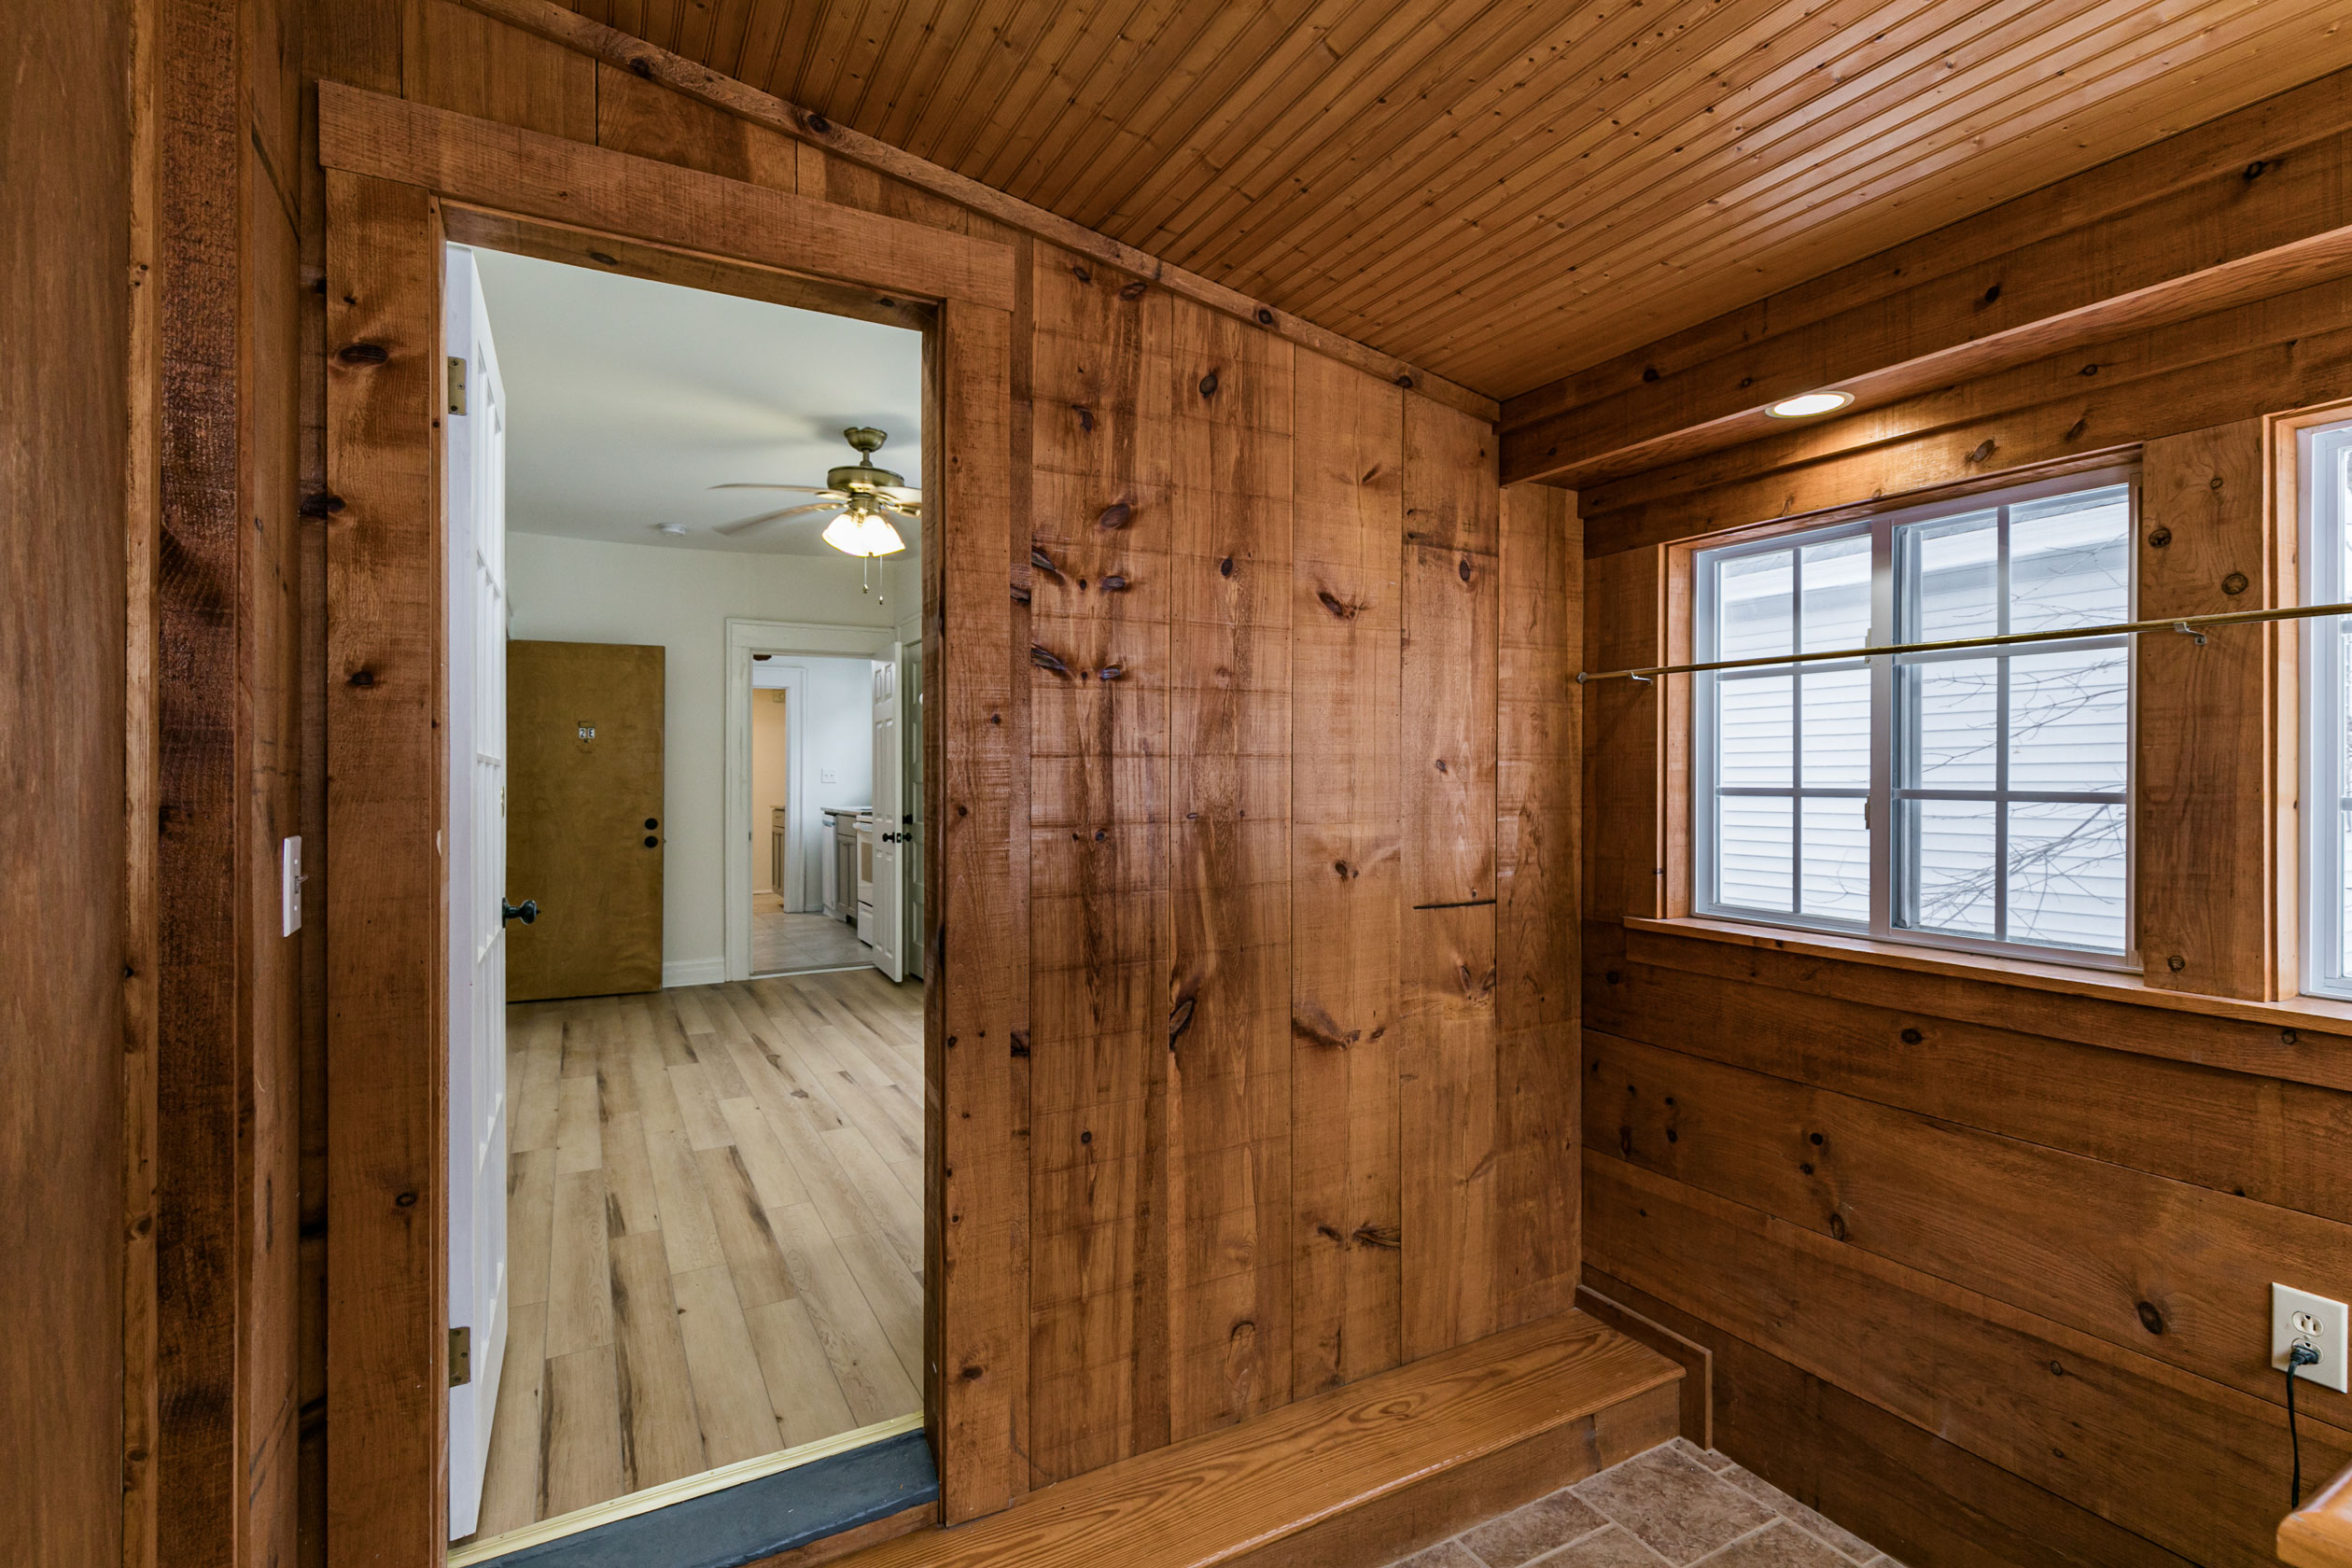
[280,836,303,937]
[2274,1282,2349,1393]
[821,769,838,783]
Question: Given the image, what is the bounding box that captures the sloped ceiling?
[561,0,2352,399]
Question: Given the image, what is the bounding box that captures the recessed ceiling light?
[654,523,689,536]
[1765,390,1854,419]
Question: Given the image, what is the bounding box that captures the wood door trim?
[318,81,1017,311]
[324,132,1022,1561]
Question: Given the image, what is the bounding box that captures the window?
[1693,471,2135,963]
[2302,416,2352,998]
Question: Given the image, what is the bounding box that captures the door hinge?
[447,356,468,415]
[449,1325,471,1386]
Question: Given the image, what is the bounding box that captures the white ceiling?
[469,246,923,557]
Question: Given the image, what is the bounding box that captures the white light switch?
[281,836,303,936]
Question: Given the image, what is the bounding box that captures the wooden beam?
[446,0,1500,426]
[323,167,449,1568]
[317,81,1017,310]
[1502,78,2352,489]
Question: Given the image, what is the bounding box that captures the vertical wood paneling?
[2139,420,2277,999]
[293,31,1561,1547]
[1492,484,1579,1330]
[929,295,1028,1522]
[1397,521,1500,1355]
[1167,301,1294,1438]
[1581,547,1664,921]
[3,3,132,1564]
[1288,353,1404,1396]
[1025,252,1174,1483]
[323,168,450,1568]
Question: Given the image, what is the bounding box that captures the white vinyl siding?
[2302,417,2352,999]
[1693,471,2135,965]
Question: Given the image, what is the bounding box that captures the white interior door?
[445,246,511,1541]
[869,648,905,981]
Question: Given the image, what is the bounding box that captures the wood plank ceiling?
[569,0,2352,400]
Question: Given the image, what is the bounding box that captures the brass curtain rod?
[1575,600,2352,684]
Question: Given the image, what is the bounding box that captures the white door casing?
[869,646,905,981]
[444,246,511,1541]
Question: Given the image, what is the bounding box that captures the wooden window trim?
[2270,395,2352,1002]
[322,95,1027,1567]
[1624,913,2352,1041]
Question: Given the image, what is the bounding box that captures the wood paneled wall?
[288,0,1580,1543]
[2,3,133,1566]
[1572,101,2352,1564]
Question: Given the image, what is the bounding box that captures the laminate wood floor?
[752,890,873,974]
[469,970,925,1542]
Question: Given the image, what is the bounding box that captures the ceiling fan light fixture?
[821,506,907,557]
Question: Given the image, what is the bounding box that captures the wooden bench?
[817,1309,1683,1568]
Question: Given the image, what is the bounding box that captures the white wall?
[753,655,876,911]
[506,530,889,982]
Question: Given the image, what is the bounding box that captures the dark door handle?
[502,899,539,926]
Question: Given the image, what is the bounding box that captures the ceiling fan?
[711,426,919,558]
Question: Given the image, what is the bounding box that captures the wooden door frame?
[321,85,1024,1566]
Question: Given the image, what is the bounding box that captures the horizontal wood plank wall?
[295,0,1575,1548]
[1575,195,2352,1561]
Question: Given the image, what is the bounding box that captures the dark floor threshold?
[475,1430,938,1568]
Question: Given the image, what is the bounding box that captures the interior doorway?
[437,241,931,1563]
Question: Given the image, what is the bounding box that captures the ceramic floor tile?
[1715,1467,1875,1562]
[1572,1448,1777,1566]
[1461,1489,1608,1566]
[1531,1525,1674,1567]
[1689,1521,1855,1568]
[1394,1543,1485,1568]
[1668,1438,1733,1473]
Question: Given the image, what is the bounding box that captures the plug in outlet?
[2274,1282,2348,1393]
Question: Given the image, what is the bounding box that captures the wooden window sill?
[1622,916,2352,1037]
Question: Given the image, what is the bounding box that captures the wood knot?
[1393,372,1413,389]
[300,492,344,518]
[337,343,388,365]
[2135,1300,2166,1335]
[1458,555,1473,583]
[1097,501,1132,530]
[1071,263,1092,284]
[1254,307,1275,326]
[807,112,833,134]
[1099,574,1128,592]
[1981,283,2002,306]
[1219,555,1235,578]
[959,1365,985,1380]
[627,55,653,77]
[2146,526,2171,549]
[1011,583,1031,606]
[1117,280,1148,301]
[1198,369,1221,399]
[346,668,376,687]
[587,250,619,266]
[1641,365,1659,383]
[1168,992,1197,1050]
[1030,546,1059,574]
[1966,439,1995,464]
[2245,160,2270,181]
[1290,1003,1359,1051]
[1072,404,1095,432]
[1097,664,1124,680]
[1351,1224,1401,1251]
[1010,1031,1029,1058]
[1899,1028,1923,1044]
[2221,572,2248,595]
[1029,645,1071,676]
[1316,589,1360,620]
[1827,1212,1848,1241]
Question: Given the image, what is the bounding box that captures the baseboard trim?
[1578,1280,1715,1450]
[663,958,727,988]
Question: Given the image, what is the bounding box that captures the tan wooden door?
[506,640,665,1001]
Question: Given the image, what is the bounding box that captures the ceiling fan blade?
[878,500,921,519]
[876,485,923,502]
[714,502,835,536]
[709,483,838,494]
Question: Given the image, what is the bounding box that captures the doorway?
[436,242,930,1561]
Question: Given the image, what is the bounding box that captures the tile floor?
[1387,1440,1901,1568]
[751,891,873,974]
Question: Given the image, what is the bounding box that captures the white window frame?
[2300,416,2352,998]
[1691,467,2139,969]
